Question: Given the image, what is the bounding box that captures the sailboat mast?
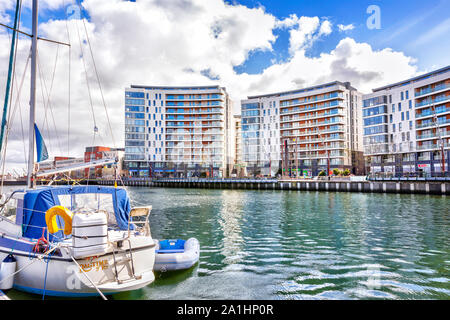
[27,0,38,188]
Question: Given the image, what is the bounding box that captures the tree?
[333,168,341,176]
[343,169,351,176]
[318,170,326,177]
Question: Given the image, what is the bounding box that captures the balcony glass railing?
[416,142,449,150]
[280,100,341,114]
[415,83,450,97]
[416,107,450,118]
[293,143,345,152]
[280,92,343,107]
[166,94,223,100]
[281,126,345,137]
[416,119,450,129]
[166,115,223,121]
[281,110,343,122]
[298,151,345,159]
[166,108,223,114]
[282,119,344,130]
[415,94,449,108]
[416,131,450,140]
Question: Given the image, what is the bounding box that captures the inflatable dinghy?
[154,238,200,271]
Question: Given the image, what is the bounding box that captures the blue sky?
[228,0,450,74]
[6,0,450,75]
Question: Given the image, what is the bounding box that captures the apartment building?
[240,94,281,176]
[363,65,450,176]
[124,85,233,178]
[241,81,363,177]
[279,81,363,176]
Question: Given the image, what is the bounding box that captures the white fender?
[0,254,17,290]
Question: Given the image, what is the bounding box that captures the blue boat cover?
[157,239,186,253]
[21,186,133,240]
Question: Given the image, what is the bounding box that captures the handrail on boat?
[128,206,152,237]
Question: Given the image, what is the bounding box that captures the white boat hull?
[0,235,156,297]
[154,238,200,272]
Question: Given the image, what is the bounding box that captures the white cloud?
[0,0,15,24]
[275,13,300,29]
[287,16,333,53]
[238,37,417,97]
[0,0,419,173]
[337,23,355,32]
[319,20,332,36]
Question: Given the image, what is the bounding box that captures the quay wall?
[94,179,450,195]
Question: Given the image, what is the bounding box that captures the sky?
[0,0,449,174]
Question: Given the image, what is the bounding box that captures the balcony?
[415,94,450,109]
[416,142,449,151]
[291,143,345,152]
[280,92,343,108]
[415,83,450,97]
[286,135,345,145]
[165,108,224,115]
[416,119,450,129]
[165,122,224,128]
[416,106,450,119]
[280,101,343,115]
[166,115,224,121]
[281,119,345,130]
[416,130,450,141]
[298,151,345,159]
[165,94,224,101]
[281,110,344,123]
[281,126,345,137]
[166,137,224,143]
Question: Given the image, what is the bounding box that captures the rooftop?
[372,65,450,92]
[246,81,357,100]
[129,85,226,92]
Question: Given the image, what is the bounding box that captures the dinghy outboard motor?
[0,254,17,290]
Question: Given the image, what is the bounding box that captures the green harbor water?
[8,187,450,300]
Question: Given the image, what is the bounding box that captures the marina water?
[7,187,449,300]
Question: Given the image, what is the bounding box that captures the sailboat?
[0,0,156,298]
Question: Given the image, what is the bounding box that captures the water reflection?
[218,191,245,265]
[5,186,448,300]
[139,188,449,300]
